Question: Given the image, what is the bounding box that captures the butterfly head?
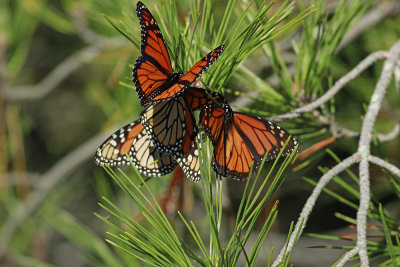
[147,72,183,101]
[163,72,182,87]
[171,72,183,81]
[222,103,233,120]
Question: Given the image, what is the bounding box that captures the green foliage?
[97,141,298,266]
[1,0,399,266]
[294,0,372,98]
[305,150,400,265]
[42,205,124,267]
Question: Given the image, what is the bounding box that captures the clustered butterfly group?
[94,1,298,181]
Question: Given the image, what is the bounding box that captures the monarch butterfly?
[133,1,224,106]
[199,103,298,180]
[94,120,202,181]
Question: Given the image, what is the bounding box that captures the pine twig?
[377,123,400,142]
[0,172,40,188]
[368,155,400,177]
[357,40,400,266]
[270,51,388,121]
[337,2,400,50]
[271,153,360,267]
[335,246,359,267]
[272,39,400,267]
[332,122,400,142]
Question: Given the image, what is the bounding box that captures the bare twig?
[377,123,400,142]
[70,8,105,44]
[0,172,40,188]
[272,39,400,267]
[270,51,388,121]
[332,122,400,142]
[271,154,360,267]
[356,40,400,266]
[335,247,359,267]
[2,38,125,102]
[337,2,400,50]
[331,122,359,138]
[368,155,400,177]
[296,136,336,161]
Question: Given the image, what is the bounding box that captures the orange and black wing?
[94,120,177,176]
[199,104,226,147]
[200,104,298,180]
[184,87,226,111]
[200,104,253,180]
[233,112,298,161]
[148,45,225,103]
[133,1,173,105]
[140,95,197,157]
[179,45,225,86]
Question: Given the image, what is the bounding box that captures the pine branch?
[335,246,359,267]
[357,40,400,266]
[271,153,359,267]
[272,39,400,267]
[270,50,388,121]
[368,155,400,177]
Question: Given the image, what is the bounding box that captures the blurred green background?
[1,0,400,266]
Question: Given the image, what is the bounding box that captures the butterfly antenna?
[202,85,227,107]
[138,176,154,188]
[148,154,171,166]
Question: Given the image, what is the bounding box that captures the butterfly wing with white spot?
[174,135,201,181]
[95,120,177,177]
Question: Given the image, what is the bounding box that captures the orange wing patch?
[150,83,186,102]
[136,1,172,74]
[179,45,224,86]
[143,46,225,104]
[213,123,254,180]
[134,59,170,102]
[134,1,174,105]
[199,103,298,180]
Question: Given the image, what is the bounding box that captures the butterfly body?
[146,72,183,101]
